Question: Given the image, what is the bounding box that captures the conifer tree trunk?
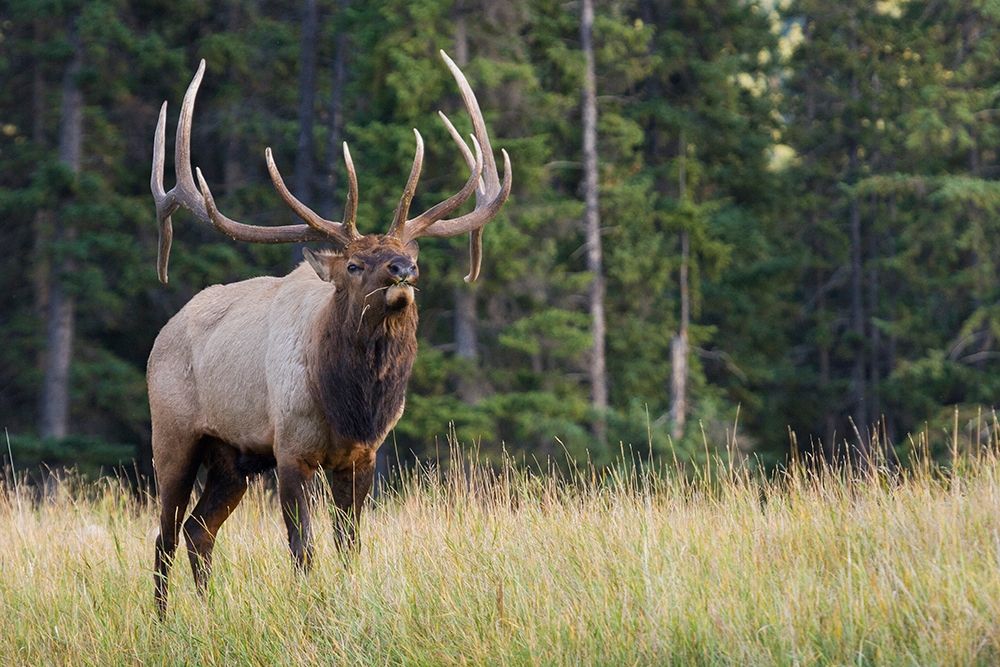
[848,184,868,422]
[669,137,689,442]
[223,2,244,195]
[452,4,484,404]
[453,0,468,66]
[817,267,835,456]
[291,0,318,264]
[848,153,868,451]
[867,196,880,424]
[40,30,83,439]
[581,0,608,444]
[454,285,479,363]
[847,166,868,453]
[885,194,898,445]
[322,0,349,219]
[32,20,52,368]
[295,0,318,200]
[670,232,689,442]
[846,22,868,457]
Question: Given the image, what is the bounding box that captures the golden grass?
[3,447,1000,665]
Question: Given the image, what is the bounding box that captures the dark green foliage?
[1,0,997,475]
[5,433,135,480]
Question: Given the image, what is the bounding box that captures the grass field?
[3,438,1000,666]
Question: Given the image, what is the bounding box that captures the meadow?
[3,436,1000,666]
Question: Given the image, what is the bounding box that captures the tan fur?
[148,260,411,468]
[151,264,322,458]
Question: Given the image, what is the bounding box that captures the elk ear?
[303,248,333,282]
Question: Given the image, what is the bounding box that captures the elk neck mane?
[307,283,418,445]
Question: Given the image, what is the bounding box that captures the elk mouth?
[385,280,415,310]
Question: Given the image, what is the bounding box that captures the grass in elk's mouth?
[362,282,417,300]
[3,435,1000,665]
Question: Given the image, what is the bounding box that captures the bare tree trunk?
[637,0,689,441]
[885,196,898,444]
[847,44,868,458]
[455,284,486,404]
[291,0,318,265]
[867,197,880,424]
[669,231,689,442]
[817,267,835,458]
[223,1,244,195]
[454,0,468,66]
[451,4,485,404]
[454,283,484,403]
[222,125,243,195]
[321,0,349,218]
[32,21,52,347]
[581,0,608,444]
[848,148,867,448]
[669,137,689,442]
[40,29,83,440]
[454,283,479,361]
[847,192,867,447]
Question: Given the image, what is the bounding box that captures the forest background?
[2,0,998,480]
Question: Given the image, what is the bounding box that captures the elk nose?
[388,260,417,281]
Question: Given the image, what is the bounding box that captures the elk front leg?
[184,445,248,595]
[277,459,317,571]
[327,454,376,556]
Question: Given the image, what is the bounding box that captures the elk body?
[148,52,510,616]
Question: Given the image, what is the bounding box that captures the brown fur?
[309,289,417,443]
[305,237,419,443]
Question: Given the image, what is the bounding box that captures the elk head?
[151,51,512,316]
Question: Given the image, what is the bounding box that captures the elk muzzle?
[387,259,417,282]
[384,259,418,310]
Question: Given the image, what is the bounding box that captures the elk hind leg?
[184,441,248,595]
[153,432,202,618]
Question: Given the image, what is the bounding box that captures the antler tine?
[465,231,484,282]
[432,111,487,282]
[342,142,360,239]
[152,102,170,203]
[196,168,327,244]
[397,51,512,282]
[174,60,206,209]
[389,129,424,237]
[152,60,209,283]
[419,148,511,240]
[265,147,359,244]
[151,60,356,283]
[401,134,483,242]
[152,101,175,284]
[439,51,500,196]
[438,110,476,174]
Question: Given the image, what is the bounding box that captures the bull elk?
[148,51,510,616]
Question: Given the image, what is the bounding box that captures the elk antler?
[389,51,513,282]
[151,60,357,284]
[264,142,361,245]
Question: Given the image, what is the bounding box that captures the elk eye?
[347,263,363,275]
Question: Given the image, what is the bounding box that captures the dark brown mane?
[308,288,418,444]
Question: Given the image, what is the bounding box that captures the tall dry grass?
[3,430,1000,665]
